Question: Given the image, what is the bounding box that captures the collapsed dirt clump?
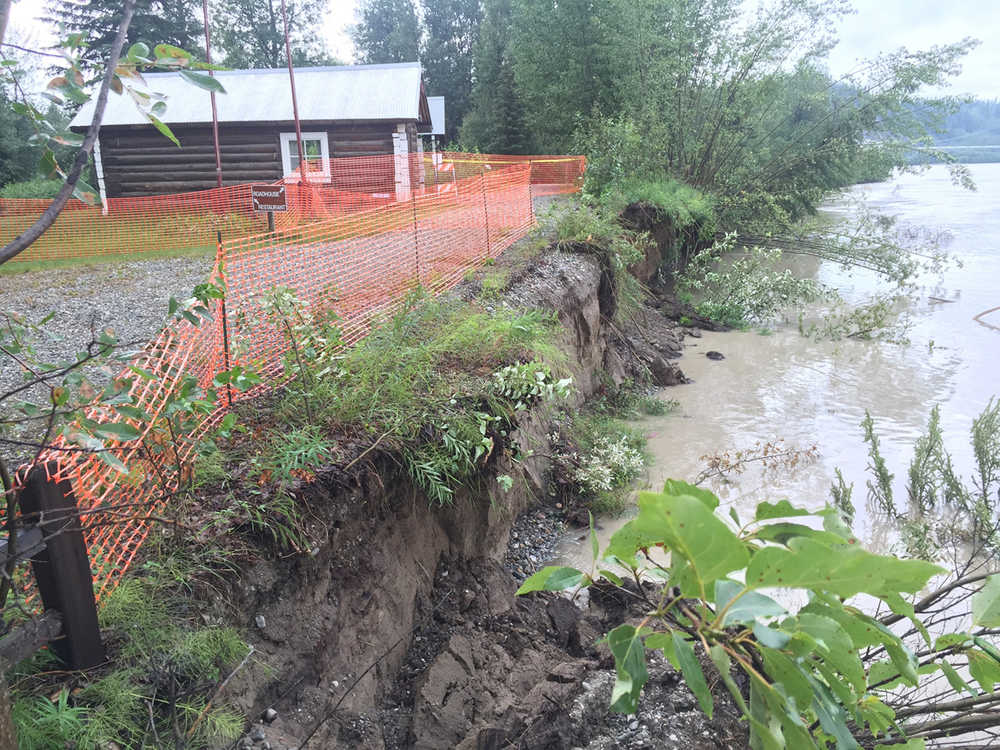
[380,558,746,750]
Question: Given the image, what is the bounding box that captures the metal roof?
[70,62,430,128]
[426,96,446,135]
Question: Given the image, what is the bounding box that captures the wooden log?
[0,675,16,750]
[104,149,280,163]
[0,526,44,567]
[19,467,104,670]
[119,169,281,182]
[0,610,62,669]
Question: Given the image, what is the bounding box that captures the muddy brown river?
[560,163,1000,565]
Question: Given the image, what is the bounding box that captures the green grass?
[10,570,249,749]
[602,176,716,235]
[232,289,565,506]
[591,377,679,419]
[0,244,215,274]
[480,268,511,299]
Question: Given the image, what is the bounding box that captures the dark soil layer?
[380,560,747,750]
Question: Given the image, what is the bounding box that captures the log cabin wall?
[99,121,404,197]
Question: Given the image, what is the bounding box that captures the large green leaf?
[754,622,792,649]
[972,575,1000,627]
[939,658,975,696]
[715,579,786,627]
[759,646,813,708]
[179,68,225,93]
[515,566,585,594]
[748,676,784,750]
[793,614,865,696]
[673,632,713,718]
[93,421,142,442]
[628,490,749,597]
[755,499,814,520]
[802,598,917,687]
[607,624,648,714]
[662,479,719,509]
[709,645,748,714]
[146,113,180,146]
[807,675,861,750]
[747,536,942,599]
[968,647,1000,693]
[645,632,679,670]
[753,522,845,547]
[856,695,895,736]
[605,518,661,562]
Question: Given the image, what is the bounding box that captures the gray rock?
[255,614,267,629]
[250,724,266,741]
[263,707,278,724]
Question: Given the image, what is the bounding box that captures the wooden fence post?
[19,466,104,670]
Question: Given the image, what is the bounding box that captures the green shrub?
[0,178,62,199]
[602,177,717,239]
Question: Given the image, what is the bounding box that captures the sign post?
[251,185,288,233]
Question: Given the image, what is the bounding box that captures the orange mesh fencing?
[0,184,268,263]
[23,157,542,602]
[0,153,583,265]
[430,153,586,196]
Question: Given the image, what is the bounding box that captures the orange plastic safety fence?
[0,184,268,263]
[0,153,583,266]
[22,155,546,603]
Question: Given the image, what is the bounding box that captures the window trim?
[279,131,331,182]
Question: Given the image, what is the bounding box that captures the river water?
[559,163,1000,566]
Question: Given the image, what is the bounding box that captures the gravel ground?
[502,504,569,580]
[0,255,214,462]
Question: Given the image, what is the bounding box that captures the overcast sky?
[825,0,996,98]
[9,0,997,99]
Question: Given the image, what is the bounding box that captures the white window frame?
[280,131,331,182]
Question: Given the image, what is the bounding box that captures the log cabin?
[68,62,435,199]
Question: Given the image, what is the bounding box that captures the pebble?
[250,724,266,741]
[255,614,267,629]
[263,707,278,723]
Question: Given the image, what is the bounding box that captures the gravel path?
[0,255,214,463]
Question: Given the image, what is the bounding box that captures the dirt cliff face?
[218,222,722,749]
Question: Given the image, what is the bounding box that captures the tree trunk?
[0,677,17,750]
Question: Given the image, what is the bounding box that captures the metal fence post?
[410,190,421,285]
[217,230,233,408]
[480,167,491,258]
[19,466,104,669]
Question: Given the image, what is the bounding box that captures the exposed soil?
[379,559,747,750]
[214,203,742,749]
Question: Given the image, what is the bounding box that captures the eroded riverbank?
[560,162,1000,572]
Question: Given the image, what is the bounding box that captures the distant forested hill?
[928,99,1000,163]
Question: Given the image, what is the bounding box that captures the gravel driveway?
[0,255,214,464]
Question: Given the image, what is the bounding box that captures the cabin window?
[280,131,330,181]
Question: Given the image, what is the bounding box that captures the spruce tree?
[352,0,421,65]
[42,0,204,70]
[421,0,482,141]
[460,0,530,153]
[213,0,333,69]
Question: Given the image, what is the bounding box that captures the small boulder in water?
[706,351,725,360]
